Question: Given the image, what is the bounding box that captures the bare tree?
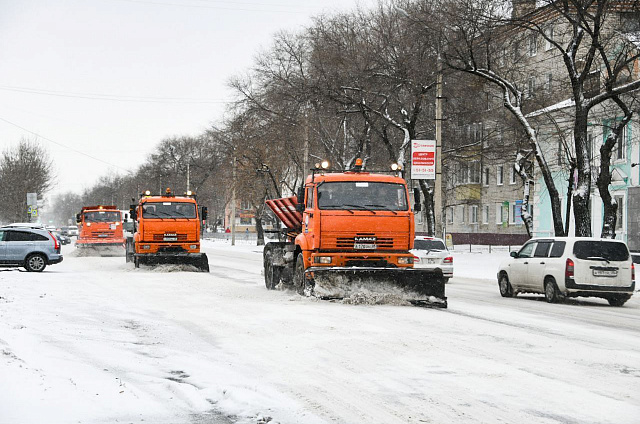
[0,139,54,223]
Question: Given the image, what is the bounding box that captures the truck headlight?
[398,257,413,264]
[314,256,332,264]
[190,245,197,249]
[142,245,150,250]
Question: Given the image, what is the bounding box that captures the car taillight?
[632,263,635,281]
[413,256,420,263]
[49,231,60,250]
[443,256,453,264]
[565,258,574,278]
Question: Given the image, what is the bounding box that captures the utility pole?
[303,109,309,181]
[231,155,236,246]
[434,54,444,238]
[186,163,190,191]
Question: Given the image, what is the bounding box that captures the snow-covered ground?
[1,240,639,423]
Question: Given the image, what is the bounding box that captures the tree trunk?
[564,162,576,236]
[418,179,435,236]
[572,109,592,237]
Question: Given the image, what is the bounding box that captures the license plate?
[426,258,437,264]
[164,237,177,242]
[98,234,108,238]
[593,269,617,277]
[354,243,376,249]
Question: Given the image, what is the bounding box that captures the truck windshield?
[84,211,121,223]
[317,182,408,211]
[142,202,197,219]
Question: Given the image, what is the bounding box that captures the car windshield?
[573,241,629,261]
[84,211,121,223]
[317,182,408,211]
[142,202,196,219]
[414,239,446,250]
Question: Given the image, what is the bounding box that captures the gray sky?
[0,0,377,197]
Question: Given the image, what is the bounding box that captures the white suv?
[498,237,635,306]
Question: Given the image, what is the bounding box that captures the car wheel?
[607,294,631,307]
[25,253,47,272]
[498,273,513,297]
[443,278,450,284]
[544,278,562,303]
[294,254,305,295]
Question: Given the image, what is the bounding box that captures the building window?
[510,202,517,224]
[460,205,465,224]
[544,26,554,50]
[615,195,624,231]
[447,206,455,224]
[513,40,521,60]
[482,205,489,224]
[495,203,503,225]
[470,161,481,184]
[510,166,517,184]
[483,167,490,186]
[527,76,536,98]
[587,130,594,161]
[616,124,627,160]
[497,165,504,185]
[544,73,553,92]
[529,34,537,56]
[470,205,478,224]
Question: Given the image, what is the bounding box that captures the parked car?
[6,222,46,229]
[0,226,63,272]
[411,236,453,282]
[52,231,71,245]
[498,237,634,306]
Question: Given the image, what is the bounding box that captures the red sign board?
[411,140,436,179]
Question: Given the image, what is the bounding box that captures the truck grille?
[321,233,406,250]
[153,233,188,241]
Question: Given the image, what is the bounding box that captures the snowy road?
[1,241,639,424]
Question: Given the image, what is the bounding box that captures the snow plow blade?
[134,253,210,272]
[307,267,447,308]
[75,242,125,257]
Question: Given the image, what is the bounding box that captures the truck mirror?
[413,187,422,212]
[296,186,305,212]
[201,207,208,221]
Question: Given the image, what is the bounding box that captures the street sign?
[411,140,436,179]
[31,207,38,217]
[27,192,37,206]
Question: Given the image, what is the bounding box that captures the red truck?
[76,205,125,255]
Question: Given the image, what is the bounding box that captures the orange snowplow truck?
[126,188,209,272]
[76,205,125,253]
[263,160,447,307]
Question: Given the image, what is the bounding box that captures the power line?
[0,116,133,174]
[0,85,232,104]
[109,0,305,14]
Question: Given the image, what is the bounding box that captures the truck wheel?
[498,273,513,297]
[134,256,140,268]
[264,249,280,289]
[25,253,47,272]
[294,254,305,295]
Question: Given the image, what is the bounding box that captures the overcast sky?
[0,0,377,198]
